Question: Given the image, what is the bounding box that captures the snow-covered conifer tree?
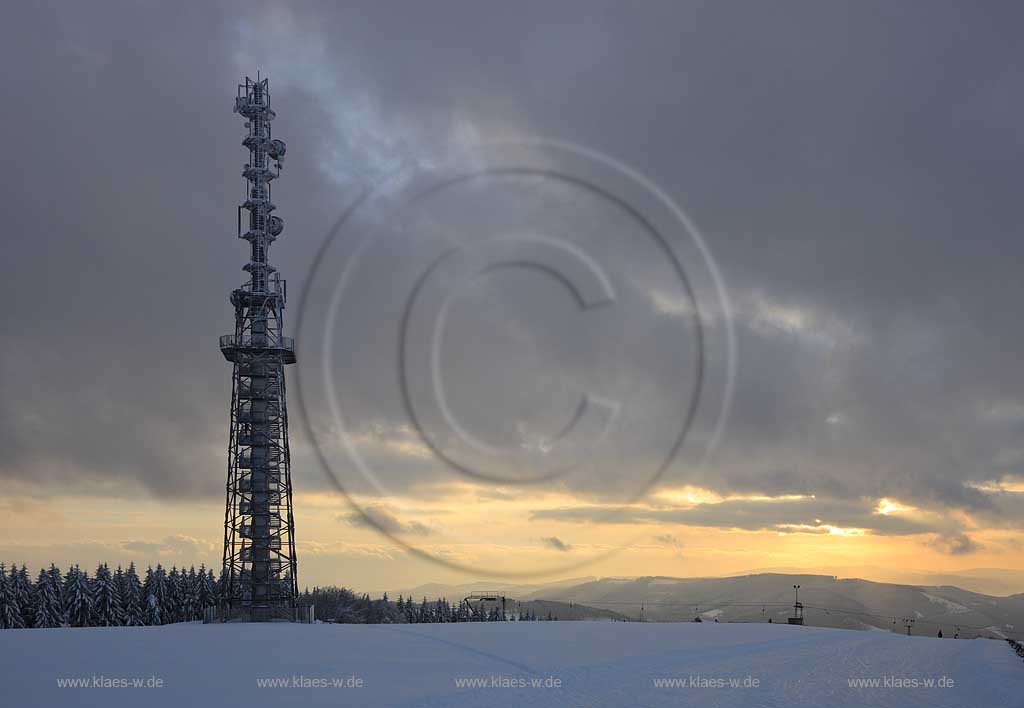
[197,564,215,613]
[92,563,124,626]
[46,565,66,625]
[64,566,94,627]
[122,562,144,626]
[61,565,79,626]
[182,566,198,621]
[152,565,169,624]
[113,566,126,602]
[14,566,33,628]
[165,566,181,623]
[32,568,62,628]
[142,566,155,601]
[146,592,161,627]
[215,567,229,606]
[0,564,25,629]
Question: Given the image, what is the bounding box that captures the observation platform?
[220,334,296,364]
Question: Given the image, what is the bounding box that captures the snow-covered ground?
[2,621,1022,707]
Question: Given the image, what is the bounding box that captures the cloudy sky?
[2,1,1024,590]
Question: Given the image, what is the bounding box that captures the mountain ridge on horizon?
[385,566,1024,601]
[379,572,1024,639]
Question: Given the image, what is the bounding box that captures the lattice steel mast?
[220,75,298,610]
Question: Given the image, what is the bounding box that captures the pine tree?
[216,567,229,605]
[156,565,171,624]
[32,568,62,628]
[122,562,144,626]
[0,564,24,629]
[142,566,152,597]
[197,565,215,614]
[92,563,124,627]
[61,566,78,626]
[166,566,181,623]
[47,564,66,626]
[179,567,194,621]
[146,592,161,627]
[64,566,94,627]
[13,566,32,628]
[184,566,199,621]
[113,565,126,604]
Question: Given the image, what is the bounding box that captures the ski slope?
[2,621,1022,707]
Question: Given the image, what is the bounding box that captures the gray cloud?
[339,506,432,536]
[654,534,681,547]
[541,536,572,552]
[1,1,1023,541]
[122,535,216,558]
[532,497,937,537]
[121,541,162,555]
[927,532,982,556]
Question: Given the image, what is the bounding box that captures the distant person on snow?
[937,629,943,638]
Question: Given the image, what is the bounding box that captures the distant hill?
[522,573,1024,638]
[734,565,1024,597]
[390,572,1023,638]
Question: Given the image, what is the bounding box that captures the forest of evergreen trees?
[0,562,547,628]
[299,586,545,624]
[0,561,219,628]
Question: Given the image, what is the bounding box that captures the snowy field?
[2,621,1022,707]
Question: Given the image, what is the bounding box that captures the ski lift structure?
[788,584,804,625]
[464,591,506,620]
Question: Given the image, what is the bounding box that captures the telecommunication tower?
[219,75,299,614]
